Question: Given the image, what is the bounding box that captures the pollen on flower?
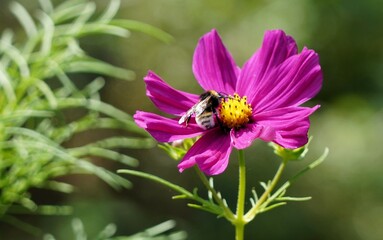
[218,93,252,129]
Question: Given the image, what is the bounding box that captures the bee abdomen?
[196,113,215,130]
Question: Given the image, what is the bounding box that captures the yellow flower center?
[218,93,252,129]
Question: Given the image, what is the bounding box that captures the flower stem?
[234,149,247,240]
[244,160,287,222]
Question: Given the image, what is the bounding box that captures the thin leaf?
[277,196,312,202]
[118,169,193,198]
[0,29,14,67]
[81,77,105,96]
[110,19,173,43]
[144,220,177,237]
[46,61,79,94]
[73,23,130,38]
[36,10,55,56]
[69,147,139,167]
[72,218,87,240]
[38,0,54,14]
[67,2,96,36]
[42,181,75,193]
[259,202,287,213]
[87,137,155,149]
[289,148,329,183]
[96,223,117,240]
[52,2,89,24]
[98,0,121,23]
[77,160,132,190]
[43,234,56,240]
[9,1,38,37]
[0,41,30,78]
[55,98,134,122]
[6,127,63,148]
[64,58,135,80]
[0,110,54,123]
[1,215,42,236]
[7,205,72,215]
[35,80,58,108]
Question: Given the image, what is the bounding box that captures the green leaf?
[52,1,89,24]
[0,0,172,228]
[77,160,132,190]
[36,11,54,56]
[65,2,96,36]
[87,137,155,149]
[98,0,120,23]
[38,0,54,14]
[0,110,54,123]
[1,215,42,236]
[69,147,139,167]
[289,147,329,183]
[54,98,135,123]
[118,169,193,198]
[110,19,174,43]
[0,66,17,103]
[7,205,72,215]
[66,23,130,38]
[277,196,312,202]
[0,39,30,78]
[42,181,75,193]
[9,1,38,37]
[64,58,135,80]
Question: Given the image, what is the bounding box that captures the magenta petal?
[178,129,232,175]
[134,111,204,142]
[251,48,322,112]
[237,30,298,98]
[230,123,276,149]
[254,106,320,148]
[144,71,200,116]
[193,29,239,93]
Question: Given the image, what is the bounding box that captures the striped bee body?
[178,90,227,130]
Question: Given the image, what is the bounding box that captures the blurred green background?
[1,0,383,239]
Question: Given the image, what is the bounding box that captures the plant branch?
[244,160,287,222]
[194,167,235,221]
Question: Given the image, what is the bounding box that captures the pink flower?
[134,29,322,175]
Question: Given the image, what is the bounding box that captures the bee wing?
[178,105,197,124]
[194,97,211,116]
[178,96,212,125]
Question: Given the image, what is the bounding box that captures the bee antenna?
[217,92,228,98]
[218,92,233,99]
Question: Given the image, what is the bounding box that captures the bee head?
[204,90,228,99]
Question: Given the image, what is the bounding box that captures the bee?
[178,90,227,130]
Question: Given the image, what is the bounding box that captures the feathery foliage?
[0,0,168,232]
[43,219,187,240]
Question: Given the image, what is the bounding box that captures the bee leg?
[185,115,192,127]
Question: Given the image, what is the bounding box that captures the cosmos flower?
[134,29,322,175]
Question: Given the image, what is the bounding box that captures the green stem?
[235,223,245,240]
[194,167,235,221]
[244,160,287,222]
[234,149,246,240]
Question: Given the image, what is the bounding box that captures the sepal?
[269,137,311,161]
[158,138,196,161]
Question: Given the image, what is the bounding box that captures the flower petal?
[251,48,322,112]
[134,111,204,142]
[254,106,320,148]
[144,71,200,116]
[230,123,276,149]
[178,129,232,175]
[237,30,298,98]
[193,29,239,93]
